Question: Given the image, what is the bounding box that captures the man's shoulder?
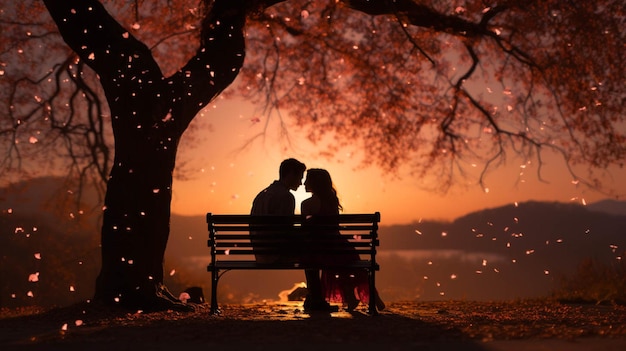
[251,181,295,215]
[264,181,291,196]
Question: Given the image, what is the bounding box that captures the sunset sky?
[168,87,626,226]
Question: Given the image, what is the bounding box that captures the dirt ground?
[1,300,626,351]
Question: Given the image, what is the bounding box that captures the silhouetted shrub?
[553,256,626,305]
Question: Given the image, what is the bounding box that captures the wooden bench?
[206,212,381,314]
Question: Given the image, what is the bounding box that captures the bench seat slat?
[211,225,377,232]
[209,260,378,270]
[208,213,380,224]
[215,232,373,242]
[215,249,375,255]
[214,241,374,247]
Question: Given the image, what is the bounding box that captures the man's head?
[278,158,306,191]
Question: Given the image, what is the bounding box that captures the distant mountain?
[378,200,625,301]
[587,199,626,217]
[0,176,101,227]
[3,177,626,303]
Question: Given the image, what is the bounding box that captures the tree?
[1,0,624,310]
[240,0,625,190]
[2,0,257,311]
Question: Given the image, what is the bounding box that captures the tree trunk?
[44,0,246,311]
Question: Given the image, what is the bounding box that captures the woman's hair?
[305,169,343,213]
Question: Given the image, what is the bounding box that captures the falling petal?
[179,292,191,303]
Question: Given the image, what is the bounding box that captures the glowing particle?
[131,23,141,30]
[441,231,447,237]
[415,230,422,235]
[28,273,39,282]
[450,274,457,280]
[70,285,75,292]
[179,292,191,303]
[34,253,41,260]
[169,269,176,276]
[75,320,83,327]
[27,291,34,297]
[122,32,130,39]
[29,136,38,144]
[61,324,68,331]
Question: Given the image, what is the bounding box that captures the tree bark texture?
[43,0,245,310]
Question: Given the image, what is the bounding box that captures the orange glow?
[171,95,626,225]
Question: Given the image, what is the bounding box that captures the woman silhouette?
[301,168,385,312]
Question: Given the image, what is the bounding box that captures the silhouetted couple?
[251,158,385,312]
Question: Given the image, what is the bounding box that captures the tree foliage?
[1,0,625,193]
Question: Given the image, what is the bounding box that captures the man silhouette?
[251,158,336,312]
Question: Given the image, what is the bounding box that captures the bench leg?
[368,269,378,315]
[210,269,221,315]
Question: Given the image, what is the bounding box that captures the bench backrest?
[206,212,380,262]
